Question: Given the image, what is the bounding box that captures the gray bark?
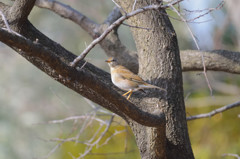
[115,0,194,158]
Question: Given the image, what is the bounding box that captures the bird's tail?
[142,83,166,91]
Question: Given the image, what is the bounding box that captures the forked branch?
[70,0,185,67]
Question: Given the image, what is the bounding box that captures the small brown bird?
[105,57,165,100]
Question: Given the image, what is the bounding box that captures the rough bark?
[115,0,194,158]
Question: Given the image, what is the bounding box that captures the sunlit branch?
[187,101,240,121]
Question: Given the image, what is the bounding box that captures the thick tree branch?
[181,50,240,74]
[9,0,36,26]
[0,27,165,127]
[187,101,240,121]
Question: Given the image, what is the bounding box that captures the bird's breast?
[111,73,139,91]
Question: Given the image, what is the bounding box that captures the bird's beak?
[105,59,111,63]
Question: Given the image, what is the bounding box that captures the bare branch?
[0,9,11,31]
[112,0,127,14]
[42,142,64,159]
[35,1,138,72]
[132,0,138,12]
[77,116,115,159]
[35,0,99,37]
[182,1,225,22]
[222,153,240,159]
[187,101,240,121]
[170,4,213,95]
[47,115,108,125]
[98,129,127,148]
[39,101,128,158]
[70,1,187,67]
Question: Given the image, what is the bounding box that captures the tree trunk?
[116,0,194,158]
[0,0,195,158]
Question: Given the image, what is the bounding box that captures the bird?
[105,57,165,100]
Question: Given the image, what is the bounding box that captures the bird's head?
[105,57,118,67]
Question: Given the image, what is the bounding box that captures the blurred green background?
[0,0,239,159]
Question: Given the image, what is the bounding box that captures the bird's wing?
[116,66,145,84]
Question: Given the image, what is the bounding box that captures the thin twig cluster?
[37,99,130,159]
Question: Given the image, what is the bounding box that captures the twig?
[132,0,138,12]
[222,153,240,159]
[112,0,127,14]
[0,10,11,32]
[41,142,64,159]
[77,115,115,159]
[187,101,240,121]
[46,115,108,125]
[88,149,136,156]
[162,11,213,24]
[170,4,213,95]
[70,0,185,67]
[122,22,151,30]
[98,129,127,147]
[183,1,224,14]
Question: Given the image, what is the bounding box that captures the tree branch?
[36,0,139,73]
[35,0,99,37]
[0,10,11,31]
[181,50,240,74]
[70,2,186,66]
[222,153,240,159]
[101,7,139,73]
[0,27,165,127]
[104,6,122,25]
[9,0,36,24]
[187,101,240,121]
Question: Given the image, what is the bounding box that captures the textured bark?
[115,0,194,159]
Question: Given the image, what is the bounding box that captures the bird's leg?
[122,90,131,97]
[122,90,133,100]
[126,91,133,100]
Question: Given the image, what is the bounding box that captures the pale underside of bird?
[106,57,165,100]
